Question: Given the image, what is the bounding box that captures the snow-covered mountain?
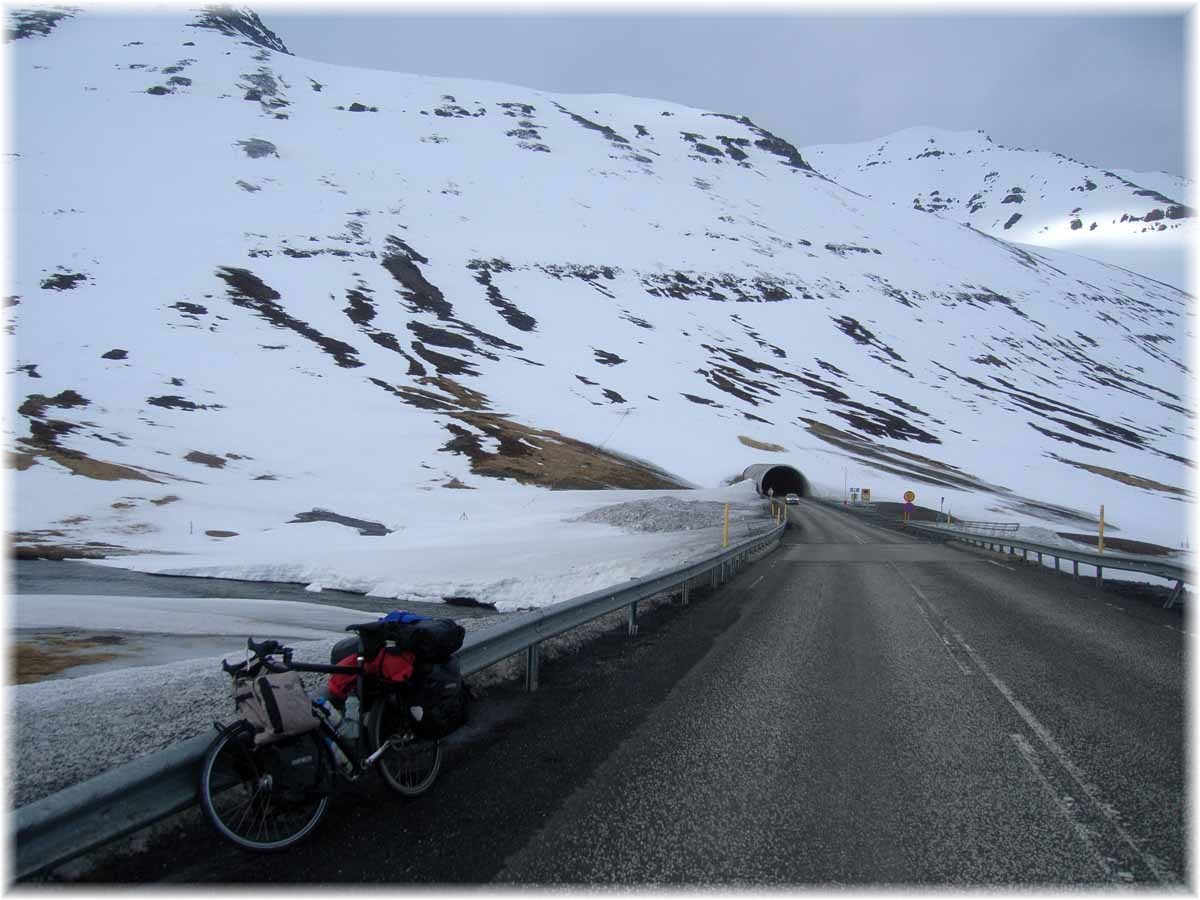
[803,127,1193,290]
[7,5,1194,569]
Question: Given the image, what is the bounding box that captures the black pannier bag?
[406,658,468,739]
[401,618,465,661]
[267,734,331,798]
[347,615,466,663]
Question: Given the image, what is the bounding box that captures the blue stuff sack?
[379,610,428,625]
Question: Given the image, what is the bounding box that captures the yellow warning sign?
[903,490,916,503]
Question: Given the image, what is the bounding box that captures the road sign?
[903,490,916,503]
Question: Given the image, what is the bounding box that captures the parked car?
[785,493,800,505]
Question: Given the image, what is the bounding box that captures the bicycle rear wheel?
[199,726,330,851]
[367,693,442,796]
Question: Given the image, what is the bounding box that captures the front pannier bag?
[234,669,319,745]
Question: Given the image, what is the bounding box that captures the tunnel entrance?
[741,463,809,498]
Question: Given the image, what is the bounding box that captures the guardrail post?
[1073,560,1079,581]
[1037,551,1043,565]
[1096,565,1103,587]
[1022,548,1028,562]
[1054,556,1059,572]
[525,643,540,692]
[682,579,690,606]
[1165,580,1183,609]
[628,601,639,636]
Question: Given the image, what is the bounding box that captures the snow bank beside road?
[85,483,773,612]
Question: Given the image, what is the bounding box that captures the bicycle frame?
[284,652,410,777]
[285,655,374,775]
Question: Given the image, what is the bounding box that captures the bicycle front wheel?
[367,693,442,796]
[199,726,330,851]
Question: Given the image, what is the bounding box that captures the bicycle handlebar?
[221,637,294,678]
[247,637,284,657]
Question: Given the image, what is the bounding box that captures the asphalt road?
[72,499,1185,886]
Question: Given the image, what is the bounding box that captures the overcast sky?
[262,9,1190,177]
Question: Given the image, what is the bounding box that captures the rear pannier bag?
[407,659,468,739]
[234,669,318,745]
[400,618,465,661]
[345,613,466,663]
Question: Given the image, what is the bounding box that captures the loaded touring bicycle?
[199,614,468,851]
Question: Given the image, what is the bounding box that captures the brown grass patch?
[185,451,227,468]
[427,375,490,410]
[15,441,165,483]
[1055,532,1176,556]
[150,494,181,505]
[11,634,126,684]
[444,478,474,489]
[451,412,687,490]
[738,435,786,452]
[205,530,238,538]
[1049,456,1189,496]
[9,451,36,471]
[11,531,130,559]
[803,418,995,492]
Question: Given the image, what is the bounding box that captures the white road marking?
[921,612,973,675]
[889,563,971,675]
[1009,733,1116,882]
[749,575,764,589]
[890,565,1174,883]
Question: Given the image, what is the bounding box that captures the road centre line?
[1009,733,1120,883]
[888,565,1174,884]
[922,612,972,676]
[887,563,972,676]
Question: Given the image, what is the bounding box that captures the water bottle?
[343,696,360,741]
[324,736,354,776]
[314,697,355,775]
[313,696,343,731]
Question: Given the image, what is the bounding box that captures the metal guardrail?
[906,521,1189,605]
[944,519,1020,535]
[14,519,787,880]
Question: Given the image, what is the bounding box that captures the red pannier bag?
[326,648,415,701]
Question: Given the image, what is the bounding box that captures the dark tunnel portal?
[744,464,808,498]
